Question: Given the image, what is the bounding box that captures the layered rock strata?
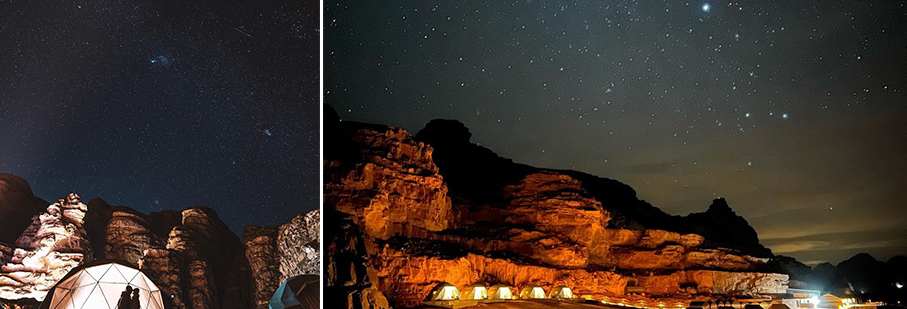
[324,119,787,309]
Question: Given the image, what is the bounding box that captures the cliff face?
[0,193,90,302]
[414,119,772,258]
[243,211,320,309]
[324,117,787,309]
[0,173,319,309]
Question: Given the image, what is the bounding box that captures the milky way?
[0,0,320,235]
[326,1,907,264]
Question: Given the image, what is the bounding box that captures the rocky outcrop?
[0,193,91,302]
[413,119,772,258]
[324,116,787,309]
[83,199,254,309]
[0,173,319,309]
[0,174,48,246]
[243,210,320,309]
[325,125,452,239]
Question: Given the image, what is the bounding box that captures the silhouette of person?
[116,286,133,309]
[130,288,141,309]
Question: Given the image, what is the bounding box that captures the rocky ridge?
[324,115,787,309]
[0,174,319,309]
[0,193,90,302]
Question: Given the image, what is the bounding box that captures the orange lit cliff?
[324,110,788,309]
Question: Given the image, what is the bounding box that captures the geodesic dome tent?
[488,285,514,300]
[461,285,488,300]
[426,283,460,301]
[519,286,546,299]
[548,286,574,299]
[268,275,319,309]
[38,260,164,309]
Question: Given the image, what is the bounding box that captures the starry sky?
[0,0,319,235]
[326,0,907,265]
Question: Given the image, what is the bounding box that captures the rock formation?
[0,173,320,309]
[0,174,48,246]
[0,193,91,302]
[244,210,320,309]
[324,113,788,309]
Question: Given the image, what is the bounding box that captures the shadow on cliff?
[0,174,49,245]
[324,113,770,258]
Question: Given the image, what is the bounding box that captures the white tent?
[519,286,546,299]
[426,283,460,301]
[461,285,489,300]
[40,260,165,309]
[488,285,514,300]
[549,286,574,299]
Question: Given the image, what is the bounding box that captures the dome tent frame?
[519,286,546,299]
[426,283,460,301]
[549,286,574,299]
[460,285,489,300]
[488,285,515,300]
[38,259,165,309]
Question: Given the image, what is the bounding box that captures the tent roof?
[269,275,319,309]
[38,259,164,309]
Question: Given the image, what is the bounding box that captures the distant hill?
[770,253,907,302]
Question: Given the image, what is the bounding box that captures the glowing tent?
[268,275,319,309]
[818,294,843,309]
[519,286,546,299]
[488,285,514,300]
[549,286,574,299]
[461,285,489,300]
[426,283,460,301]
[39,260,164,309]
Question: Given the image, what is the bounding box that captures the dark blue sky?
[326,0,907,264]
[0,0,319,235]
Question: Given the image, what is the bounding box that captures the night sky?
[326,1,907,265]
[0,0,319,235]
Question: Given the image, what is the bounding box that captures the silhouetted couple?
[116,286,140,309]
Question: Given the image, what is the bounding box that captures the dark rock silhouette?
[0,174,48,246]
[770,253,907,303]
[413,118,772,257]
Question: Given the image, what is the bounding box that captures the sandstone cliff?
[324,113,787,309]
[0,174,319,309]
[0,193,90,302]
[244,210,320,309]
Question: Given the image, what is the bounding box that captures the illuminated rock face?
[86,200,254,309]
[0,194,91,302]
[0,175,320,309]
[243,210,320,309]
[324,119,788,309]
